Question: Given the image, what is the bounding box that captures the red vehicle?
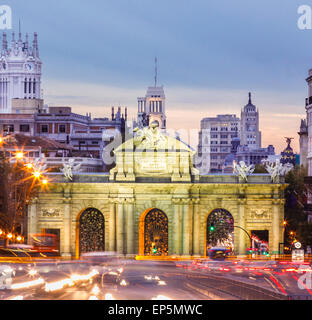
[29,233,59,256]
[4,233,59,257]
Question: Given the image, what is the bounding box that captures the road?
[0,257,311,300]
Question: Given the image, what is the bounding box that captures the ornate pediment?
[109,122,199,182]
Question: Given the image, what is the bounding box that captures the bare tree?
[0,151,39,242]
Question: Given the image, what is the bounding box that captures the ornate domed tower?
[0,29,42,113]
[280,137,296,166]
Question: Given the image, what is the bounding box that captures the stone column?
[116,200,124,254]
[126,199,134,255]
[108,200,116,252]
[27,199,38,243]
[192,199,200,256]
[237,199,246,256]
[272,199,281,254]
[182,199,191,256]
[62,198,72,257]
[172,199,181,255]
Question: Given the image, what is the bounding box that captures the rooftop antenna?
[154,56,157,87]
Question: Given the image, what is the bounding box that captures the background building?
[137,86,166,129]
[0,106,127,171]
[196,114,240,174]
[303,68,312,222]
[0,31,42,113]
[198,93,276,174]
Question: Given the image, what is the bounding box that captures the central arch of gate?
[139,208,169,256]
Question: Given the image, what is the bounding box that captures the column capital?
[272,199,283,205]
[238,198,247,205]
[62,197,72,203]
[172,198,181,205]
[191,198,200,204]
[124,198,135,204]
[109,197,130,204]
[181,198,191,204]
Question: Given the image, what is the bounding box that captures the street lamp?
[15,151,24,160]
[33,171,41,179]
[26,163,33,170]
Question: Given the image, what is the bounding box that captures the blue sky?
[4,0,312,152]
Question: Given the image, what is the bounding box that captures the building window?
[41,125,48,133]
[92,141,98,145]
[59,124,66,133]
[3,124,14,133]
[20,124,30,132]
[221,134,228,139]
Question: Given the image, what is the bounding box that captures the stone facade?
[28,124,286,257]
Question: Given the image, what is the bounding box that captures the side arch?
[76,207,105,258]
[205,208,234,256]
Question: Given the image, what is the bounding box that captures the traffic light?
[153,246,157,254]
[209,224,215,232]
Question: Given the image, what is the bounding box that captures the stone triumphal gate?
[28,123,286,258]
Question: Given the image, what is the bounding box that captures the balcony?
[304,176,312,184]
[305,96,312,106]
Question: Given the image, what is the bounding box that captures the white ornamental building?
[0,31,42,113]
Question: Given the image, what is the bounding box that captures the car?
[208,247,231,260]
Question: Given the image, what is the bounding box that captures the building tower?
[298,118,308,168]
[137,58,166,129]
[0,29,42,113]
[240,92,261,150]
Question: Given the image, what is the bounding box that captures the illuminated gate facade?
[79,208,105,254]
[144,208,168,256]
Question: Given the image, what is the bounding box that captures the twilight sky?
[5,0,312,152]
